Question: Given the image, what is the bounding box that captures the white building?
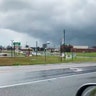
[73,46,88,49]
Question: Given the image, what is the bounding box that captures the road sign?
[13,42,21,46]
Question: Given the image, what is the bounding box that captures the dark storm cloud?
[0,0,96,46]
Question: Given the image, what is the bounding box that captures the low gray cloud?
[0,0,96,46]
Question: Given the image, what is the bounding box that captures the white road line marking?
[0,72,95,89]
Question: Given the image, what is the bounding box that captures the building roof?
[73,46,88,49]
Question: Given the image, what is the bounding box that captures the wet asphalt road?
[0,65,96,96]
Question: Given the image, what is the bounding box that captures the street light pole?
[44,41,50,62]
[11,40,14,57]
[36,41,38,57]
[13,42,15,57]
[45,48,46,62]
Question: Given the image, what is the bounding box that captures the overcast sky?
[0,0,96,47]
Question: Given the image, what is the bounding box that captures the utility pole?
[60,41,62,62]
[64,30,66,59]
[64,30,65,46]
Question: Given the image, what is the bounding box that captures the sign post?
[13,42,21,57]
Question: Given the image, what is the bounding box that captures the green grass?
[76,52,96,57]
[0,52,96,66]
[0,55,96,66]
[0,56,61,66]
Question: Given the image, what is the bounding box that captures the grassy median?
[0,52,96,66]
[0,56,60,66]
[0,54,96,66]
